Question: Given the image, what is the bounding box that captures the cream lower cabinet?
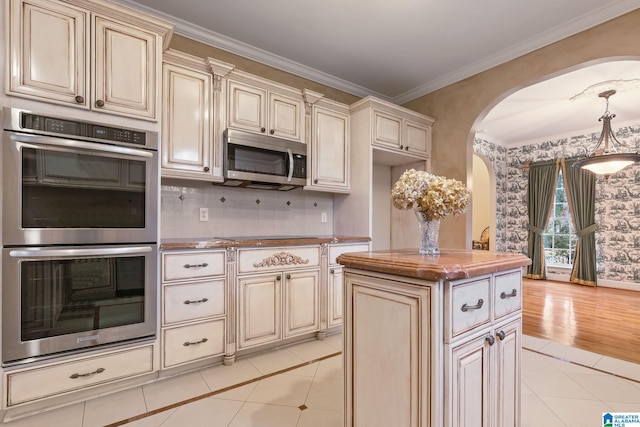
[161,250,228,369]
[344,267,522,427]
[326,243,371,329]
[236,246,320,350]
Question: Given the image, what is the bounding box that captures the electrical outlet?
[199,207,209,222]
[321,212,327,223]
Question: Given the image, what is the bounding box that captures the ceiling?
[115,0,640,144]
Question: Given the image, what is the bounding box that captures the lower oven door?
[2,245,158,365]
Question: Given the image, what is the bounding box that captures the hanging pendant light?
[572,89,640,175]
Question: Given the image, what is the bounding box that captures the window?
[543,171,576,266]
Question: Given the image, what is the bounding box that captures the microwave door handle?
[9,133,153,159]
[9,246,153,259]
[287,148,293,182]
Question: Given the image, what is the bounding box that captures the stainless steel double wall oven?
[2,108,159,364]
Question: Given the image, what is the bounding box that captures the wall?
[402,9,640,250]
[161,180,334,238]
[474,121,640,287]
[471,155,491,242]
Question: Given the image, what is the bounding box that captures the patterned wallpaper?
[474,122,640,284]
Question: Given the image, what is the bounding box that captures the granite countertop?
[337,248,531,281]
[160,236,371,250]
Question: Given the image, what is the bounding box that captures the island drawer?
[163,250,226,282]
[445,276,491,342]
[493,269,522,321]
[163,280,226,325]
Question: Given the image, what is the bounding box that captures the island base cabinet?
[447,317,521,427]
[344,273,431,427]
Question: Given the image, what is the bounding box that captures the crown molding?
[392,1,640,105]
[113,0,640,105]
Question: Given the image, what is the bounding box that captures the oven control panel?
[17,111,151,147]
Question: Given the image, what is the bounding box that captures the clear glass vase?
[414,209,441,255]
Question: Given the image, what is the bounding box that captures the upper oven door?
[2,131,158,246]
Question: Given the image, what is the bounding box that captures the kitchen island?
[337,249,531,427]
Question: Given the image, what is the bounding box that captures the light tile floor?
[3,333,640,427]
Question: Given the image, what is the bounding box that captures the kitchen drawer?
[163,251,226,282]
[163,280,226,325]
[494,270,522,321]
[329,243,370,265]
[446,276,491,342]
[6,345,153,406]
[237,246,320,274]
[162,319,225,368]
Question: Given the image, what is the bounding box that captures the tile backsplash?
[161,181,334,238]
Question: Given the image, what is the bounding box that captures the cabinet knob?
[75,95,84,104]
[269,129,275,135]
[330,269,335,274]
[204,166,210,172]
[96,99,105,108]
[496,330,506,341]
[399,144,404,149]
[276,275,281,281]
[314,179,318,184]
[260,127,266,133]
[286,274,291,279]
[405,146,409,151]
[485,335,495,346]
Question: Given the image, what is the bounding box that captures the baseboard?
[597,279,640,291]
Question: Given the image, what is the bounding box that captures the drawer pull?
[500,289,518,299]
[486,335,495,346]
[183,263,209,269]
[184,298,209,305]
[183,338,208,346]
[496,330,506,341]
[69,367,105,379]
[461,298,484,312]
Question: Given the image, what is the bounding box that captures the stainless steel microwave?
[222,129,307,190]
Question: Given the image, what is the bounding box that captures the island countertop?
[337,248,531,281]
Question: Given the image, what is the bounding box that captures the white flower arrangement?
[391,169,471,220]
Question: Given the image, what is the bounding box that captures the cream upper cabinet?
[7,0,173,121]
[371,105,433,159]
[227,73,304,142]
[162,53,213,177]
[306,96,351,193]
[161,51,234,181]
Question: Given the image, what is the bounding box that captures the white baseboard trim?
[597,279,640,291]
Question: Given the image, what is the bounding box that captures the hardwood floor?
[522,278,640,365]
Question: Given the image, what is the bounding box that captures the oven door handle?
[9,133,154,158]
[9,246,154,259]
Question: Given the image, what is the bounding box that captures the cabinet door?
[284,269,319,337]
[494,319,521,427]
[93,15,157,120]
[404,120,430,158]
[228,80,267,133]
[268,92,303,142]
[8,0,88,107]
[372,110,402,149]
[327,266,344,328]
[161,63,212,176]
[310,105,350,191]
[238,273,282,349]
[448,333,491,427]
